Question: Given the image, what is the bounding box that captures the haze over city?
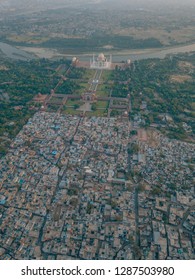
[1,0,195,9]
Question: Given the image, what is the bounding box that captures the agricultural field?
[2,5,194,56]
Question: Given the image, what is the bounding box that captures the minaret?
[107,54,112,69]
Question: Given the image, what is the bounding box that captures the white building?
[90,53,112,69]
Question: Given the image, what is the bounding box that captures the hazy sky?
[101,0,195,7]
[1,0,195,4]
[1,0,195,11]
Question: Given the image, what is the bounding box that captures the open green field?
[65,99,84,107]
[49,96,64,104]
[96,90,109,97]
[6,34,49,44]
[101,70,113,81]
[75,82,89,95]
[96,84,110,97]
[96,101,109,109]
[62,107,81,115]
[83,69,96,80]
[85,110,107,117]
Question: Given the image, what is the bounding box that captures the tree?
[74,104,79,109]
[130,130,137,136]
[91,104,97,111]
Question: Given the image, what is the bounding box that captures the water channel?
[0,41,195,62]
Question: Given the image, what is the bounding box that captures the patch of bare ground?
[137,128,148,142]
[178,61,194,70]
[146,129,161,148]
[170,75,192,83]
[0,65,9,70]
[138,128,165,148]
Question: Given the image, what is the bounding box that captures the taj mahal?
[90,53,112,69]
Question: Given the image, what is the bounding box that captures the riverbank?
[0,41,195,62]
[17,42,195,62]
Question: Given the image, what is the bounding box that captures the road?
[127,143,141,255]
[134,183,140,247]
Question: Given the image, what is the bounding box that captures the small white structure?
[90,53,112,69]
[72,56,78,65]
[72,57,77,63]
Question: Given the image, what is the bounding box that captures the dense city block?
[0,112,194,259]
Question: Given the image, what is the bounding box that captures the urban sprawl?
[0,111,194,260]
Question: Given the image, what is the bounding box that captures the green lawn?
[65,99,84,106]
[96,101,109,108]
[96,90,110,97]
[74,82,89,95]
[101,70,113,81]
[49,97,63,104]
[83,69,96,80]
[95,83,110,97]
[62,107,81,115]
[86,110,107,117]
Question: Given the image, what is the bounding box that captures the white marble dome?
[98,53,105,61]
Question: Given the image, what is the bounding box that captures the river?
[76,43,195,62]
[0,41,195,62]
[0,42,35,60]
